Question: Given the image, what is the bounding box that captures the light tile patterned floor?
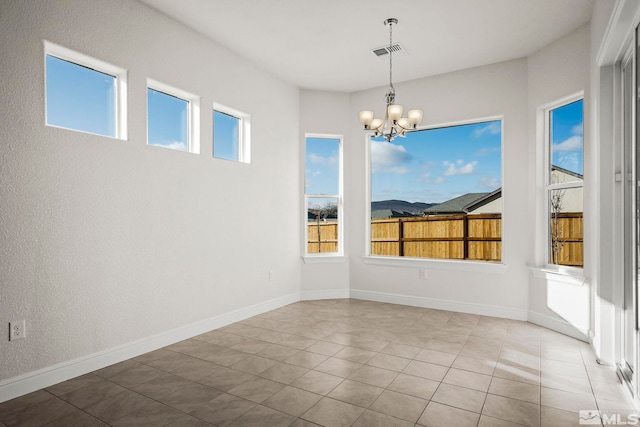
[0,299,635,426]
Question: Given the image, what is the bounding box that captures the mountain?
[371,200,436,215]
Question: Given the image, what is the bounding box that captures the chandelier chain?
[388,19,394,93]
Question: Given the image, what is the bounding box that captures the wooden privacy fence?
[307,213,583,267]
[549,212,583,267]
[371,214,502,261]
[307,221,339,254]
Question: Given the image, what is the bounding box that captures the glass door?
[620,50,635,387]
[619,26,639,395]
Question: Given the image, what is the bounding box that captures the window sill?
[303,255,347,264]
[529,266,585,286]
[362,256,507,273]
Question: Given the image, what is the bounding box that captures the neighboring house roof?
[423,193,490,214]
[464,188,502,212]
[551,164,583,179]
[424,188,503,215]
[371,209,416,219]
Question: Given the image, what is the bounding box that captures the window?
[305,135,343,256]
[545,98,584,268]
[147,79,200,153]
[369,119,503,262]
[45,41,127,139]
[213,103,250,163]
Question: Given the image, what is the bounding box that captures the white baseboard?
[0,288,592,404]
[300,289,350,300]
[527,310,589,342]
[350,289,528,320]
[0,292,299,404]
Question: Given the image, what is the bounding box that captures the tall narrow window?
[147,79,199,153]
[546,98,584,267]
[305,135,343,256]
[45,41,127,139]
[213,103,250,163]
[369,119,503,262]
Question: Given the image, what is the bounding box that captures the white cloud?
[572,123,584,135]
[371,141,412,174]
[475,146,500,157]
[151,141,188,151]
[308,153,337,166]
[553,135,582,152]
[478,176,501,189]
[473,122,501,137]
[443,160,477,176]
[418,173,445,184]
[558,153,580,171]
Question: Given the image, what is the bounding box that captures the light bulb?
[359,110,374,128]
[397,118,411,129]
[370,118,384,131]
[387,104,403,122]
[408,109,423,127]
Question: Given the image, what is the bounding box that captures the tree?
[550,188,566,265]
[312,202,338,252]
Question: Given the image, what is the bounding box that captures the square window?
[213,103,250,163]
[147,79,199,153]
[45,41,126,139]
[369,120,503,262]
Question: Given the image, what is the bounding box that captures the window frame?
[363,116,506,272]
[543,94,585,272]
[146,78,200,154]
[44,41,128,139]
[303,133,344,261]
[213,102,251,163]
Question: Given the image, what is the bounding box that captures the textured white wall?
[0,0,300,382]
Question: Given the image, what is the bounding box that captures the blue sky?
[305,137,340,195]
[551,99,584,176]
[46,55,116,137]
[147,88,188,151]
[370,121,503,203]
[306,107,583,205]
[213,110,240,160]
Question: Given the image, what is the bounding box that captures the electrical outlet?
[418,269,427,280]
[9,320,25,341]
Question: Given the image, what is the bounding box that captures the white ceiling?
[140,0,595,92]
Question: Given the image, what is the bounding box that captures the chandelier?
[359,18,423,143]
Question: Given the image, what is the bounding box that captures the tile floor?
[0,299,636,426]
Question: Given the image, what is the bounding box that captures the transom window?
[45,41,127,139]
[213,103,250,163]
[147,79,199,153]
